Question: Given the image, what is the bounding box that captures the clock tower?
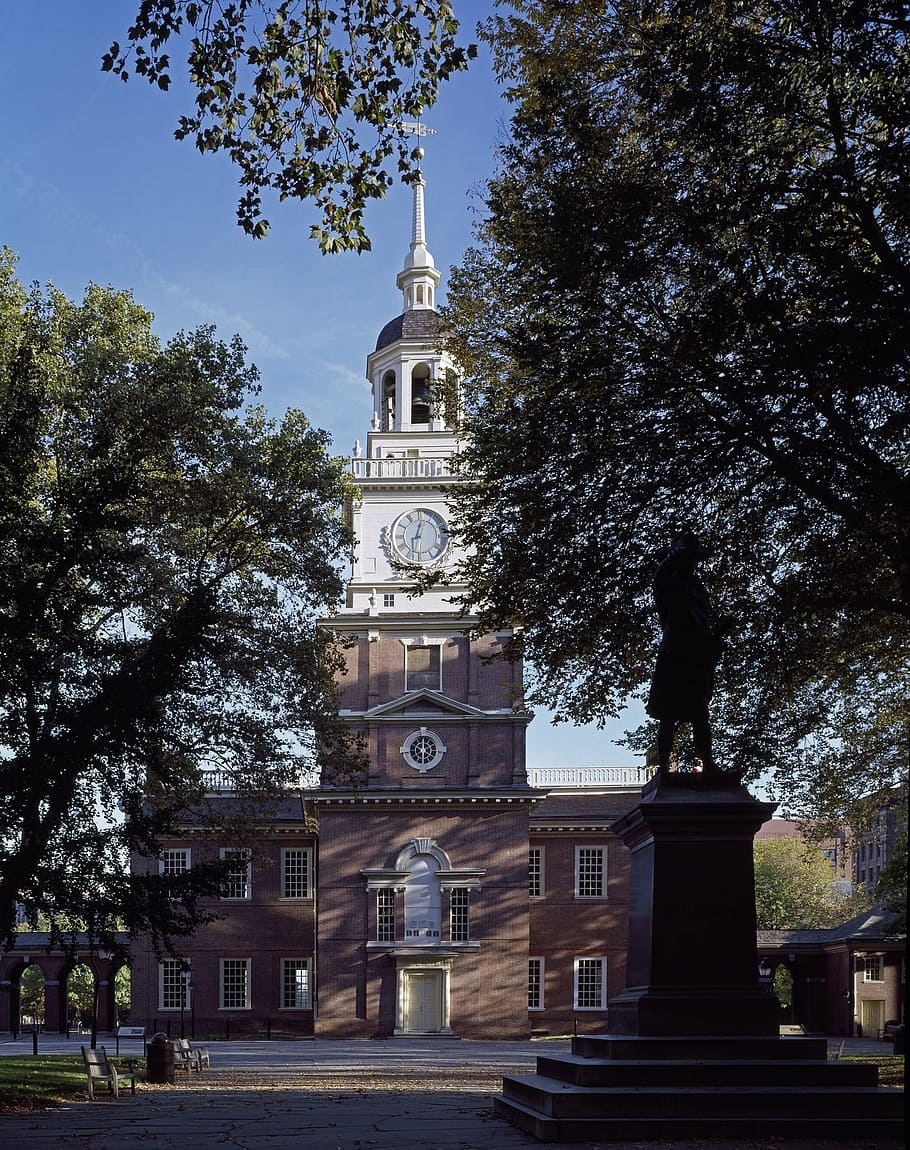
[314,163,536,1038]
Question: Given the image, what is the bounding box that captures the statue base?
[607,771,778,1036]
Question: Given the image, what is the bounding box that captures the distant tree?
[443,0,909,822]
[104,0,476,249]
[874,826,908,932]
[0,249,359,950]
[754,838,866,930]
[66,965,96,1020]
[18,965,45,1025]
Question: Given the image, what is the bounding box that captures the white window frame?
[383,593,395,608]
[449,888,469,942]
[575,846,606,898]
[863,955,884,983]
[529,846,545,898]
[280,848,313,900]
[159,848,190,876]
[158,958,191,1011]
[574,956,606,1010]
[280,958,312,1009]
[400,727,446,772]
[377,889,396,942]
[404,642,443,692]
[219,958,251,1010]
[220,848,251,900]
[528,957,544,1011]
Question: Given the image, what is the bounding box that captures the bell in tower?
[410,367,432,425]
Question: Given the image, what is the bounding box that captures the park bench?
[81,1045,137,1100]
[174,1036,209,1071]
[114,1025,146,1056]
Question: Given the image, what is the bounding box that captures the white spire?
[396,126,441,312]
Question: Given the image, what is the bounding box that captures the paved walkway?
[0,1035,901,1149]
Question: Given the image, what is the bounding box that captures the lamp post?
[180,966,192,1039]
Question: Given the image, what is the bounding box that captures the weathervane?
[398,119,436,169]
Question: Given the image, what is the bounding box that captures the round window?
[400,728,446,773]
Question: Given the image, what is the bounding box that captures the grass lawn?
[842,1053,905,1087]
[0,1055,146,1112]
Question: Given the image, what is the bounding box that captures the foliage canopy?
[753,837,866,930]
[443,0,910,823]
[0,250,357,950]
[104,0,476,249]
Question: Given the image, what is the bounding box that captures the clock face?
[392,508,449,564]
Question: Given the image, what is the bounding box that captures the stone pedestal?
[495,773,904,1142]
[607,773,779,1037]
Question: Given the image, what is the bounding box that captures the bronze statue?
[646,532,729,777]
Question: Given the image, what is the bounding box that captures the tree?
[0,249,358,949]
[104,1,476,249]
[874,826,907,931]
[442,0,910,822]
[753,837,866,929]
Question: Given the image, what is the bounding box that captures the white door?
[861,999,885,1038]
[405,971,442,1032]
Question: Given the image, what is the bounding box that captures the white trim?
[219,848,251,900]
[279,957,312,1009]
[158,851,190,874]
[280,847,313,900]
[529,846,545,899]
[573,956,606,1010]
[574,845,606,899]
[528,956,545,1011]
[400,727,447,772]
[219,957,252,1010]
[158,958,190,1011]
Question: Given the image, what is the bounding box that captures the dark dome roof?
[375,309,444,351]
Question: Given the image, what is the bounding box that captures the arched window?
[410,365,431,424]
[382,371,396,431]
[403,853,441,940]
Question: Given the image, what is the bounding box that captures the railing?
[526,765,654,789]
[351,457,456,480]
[200,769,316,792]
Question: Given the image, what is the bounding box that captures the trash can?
[146,1032,175,1084]
[892,1025,905,1055]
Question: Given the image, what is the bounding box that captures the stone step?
[494,1096,906,1144]
[500,1074,906,1121]
[573,1033,828,1061]
[536,1053,879,1088]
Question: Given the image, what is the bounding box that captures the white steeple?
[396,149,441,312]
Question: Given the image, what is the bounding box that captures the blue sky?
[1,1,645,766]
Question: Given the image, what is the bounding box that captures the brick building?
[127,172,650,1040]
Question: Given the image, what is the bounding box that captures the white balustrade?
[526,765,654,789]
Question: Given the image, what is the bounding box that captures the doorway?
[861,998,885,1039]
[403,970,443,1033]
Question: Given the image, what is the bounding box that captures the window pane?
[282,849,311,899]
[281,959,311,1008]
[220,959,250,1009]
[406,645,440,690]
[529,848,543,898]
[528,958,543,1009]
[377,889,395,942]
[221,849,250,899]
[450,889,469,942]
[160,959,189,1010]
[161,849,190,875]
[576,847,605,897]
[575,958,604,1008]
